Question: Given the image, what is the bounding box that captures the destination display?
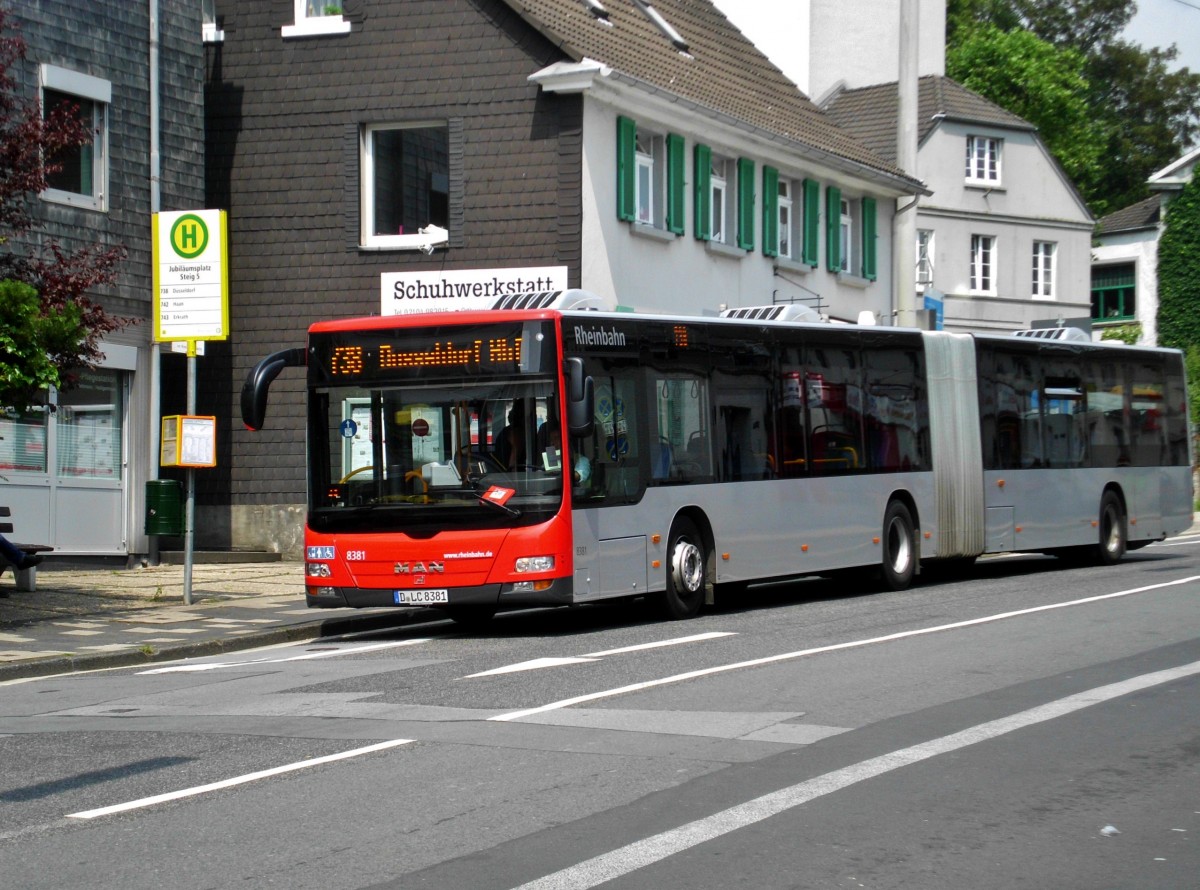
[311,321,556,383]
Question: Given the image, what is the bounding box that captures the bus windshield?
[311,379,566,532]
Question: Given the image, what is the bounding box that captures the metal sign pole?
[183,341,196,606]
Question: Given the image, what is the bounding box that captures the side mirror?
[240,347,306,430]
[565,357,594,438]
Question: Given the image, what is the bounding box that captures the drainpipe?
[893,0,919,327]
[148,0,162,565]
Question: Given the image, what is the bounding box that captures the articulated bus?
[241,291,1192,624]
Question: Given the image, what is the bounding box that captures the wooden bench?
[0,507,53,593]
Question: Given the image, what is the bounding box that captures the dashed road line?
[465,631,737,678]
[66,739,414,819]
[490,575,1200,722]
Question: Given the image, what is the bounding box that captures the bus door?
[570,365,648,600]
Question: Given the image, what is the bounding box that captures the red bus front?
[298,312,581,621]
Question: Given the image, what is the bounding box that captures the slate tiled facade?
[5,2,204,558]
[203,1,586,543]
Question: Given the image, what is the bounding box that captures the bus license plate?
[394,589,449,605]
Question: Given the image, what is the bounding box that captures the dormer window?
[965,135,1001,185]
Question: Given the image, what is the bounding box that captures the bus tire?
[657,517,706,620]
[880,500,917,591]
[1097,491,1127,566]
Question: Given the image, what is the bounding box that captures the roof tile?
[501,0,919,187]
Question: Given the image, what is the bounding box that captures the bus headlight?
[306,562,333,578]
[515,555,555,573]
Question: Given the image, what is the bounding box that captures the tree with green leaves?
[947,24,1104,205]
[947,0,1200,216]
[0,10,128,413]
[0,281,87,411]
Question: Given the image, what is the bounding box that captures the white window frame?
[710,155,731,244]
[635,131,664,228]
[970,234,997,295]
[1032,240,1056,299]
[965,135,1001,185]
[39,65,109,213]
[916,229,934,292]
[203,0,225,42]
[777,178,795,258]
[282,0,351,38]
[839,197,854,273]
[360,122,450,251]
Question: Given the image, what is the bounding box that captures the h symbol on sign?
[180,223,200,251]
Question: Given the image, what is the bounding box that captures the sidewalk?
[0,558,434,681]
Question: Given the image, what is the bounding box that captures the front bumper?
[305,576,575,609]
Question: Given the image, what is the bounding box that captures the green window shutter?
[666,133,685,235]
[762,166,779,258]
[802,179,820,267]
[861,196,877,280]
[737,157,755,251]
[826,185,841,272]
[694,143,712,241]
[616,116,636,222]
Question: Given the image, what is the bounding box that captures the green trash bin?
[145,479,184,536]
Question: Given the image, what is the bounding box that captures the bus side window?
[653,373,710,482]
[1085,357,1128,468]
[986,350,1036,469]
[1130,362,1166,467]
[863,346,928,472]
[581,370,642,503]
[776,364,807,478]
[807,346,865,475]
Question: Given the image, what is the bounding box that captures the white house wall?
[580,97,900,324]
[1092,232,1159,345]
[918,121,1092,331]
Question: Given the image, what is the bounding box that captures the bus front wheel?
[657,517,707,620]
[880,500,917,591]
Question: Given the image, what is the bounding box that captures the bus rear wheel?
[656,517,706,620]
[1097,491,1127,566]
[880,500,917,591]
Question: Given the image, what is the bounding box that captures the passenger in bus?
[537,418,591,485]
[495,403,528,470]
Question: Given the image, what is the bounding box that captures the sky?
[712,1,1200,75]
[1124,0,1200,72]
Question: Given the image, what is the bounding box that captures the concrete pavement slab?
[0,559,434,681]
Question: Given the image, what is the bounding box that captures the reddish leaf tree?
[0,10,130,409]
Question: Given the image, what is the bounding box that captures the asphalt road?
[1,538,1198,889]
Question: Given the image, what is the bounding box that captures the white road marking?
[490,575,1200,722]
[66,739,414,819]
[465,632,738,679]
[138,639,432,674]
[508,659,1200,890]
[467,657,598,678]
[581,632,737,658]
